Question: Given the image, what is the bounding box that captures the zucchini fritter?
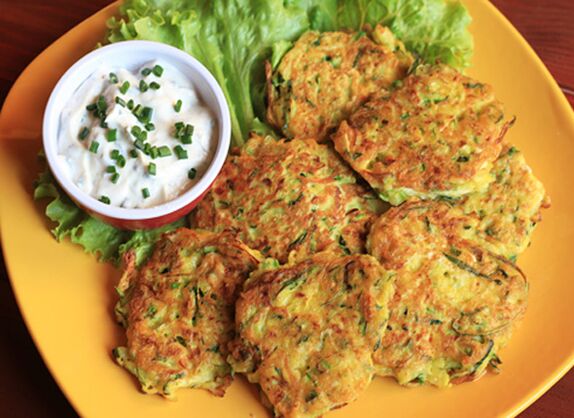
[229,253,394,418]
[113,229,261,398]
[266,25,413,141]
[367,203,528,387]
[333,64,511,205]
[191,134,384,264]
[455,143,550,260]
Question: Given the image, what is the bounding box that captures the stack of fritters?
[114,24,549,418]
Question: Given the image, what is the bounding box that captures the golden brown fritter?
[333,64,512,205]
[229,252,395,418]
[367,202,528,387]
[113,229,261,398]
[266,25,413,141]
[190,134,384,264]
[454,143,550,260]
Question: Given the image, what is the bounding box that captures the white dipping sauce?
[57,60,216,208]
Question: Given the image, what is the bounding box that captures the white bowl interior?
[43,40,230,221]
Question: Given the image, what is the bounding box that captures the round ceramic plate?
[1,1,573,417]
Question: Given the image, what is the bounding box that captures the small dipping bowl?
[43,40,230,230]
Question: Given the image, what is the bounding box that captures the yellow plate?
[1,1,573,417]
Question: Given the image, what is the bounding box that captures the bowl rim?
[42,40,230,221]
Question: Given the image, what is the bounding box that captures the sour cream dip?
[57,60,217,208]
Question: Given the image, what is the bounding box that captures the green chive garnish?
[109,72,118,83]
[139,80,149,92]
[152,64,164,77]
[106,129,117,142]
[145,122,155,131]
[157,145,172,157]
[148,163,157,175]
[188,168,197,179]
[86,103,97,111]
[111,173,120,184]
[96,96,107,112]
[105,165,116,174]
[150,146,159,159]
[110,149,120,159]
[134,139,145,150]
[149,81,161,90]
[142,188,150,199]
[115,96,126,107]
[129,149,138,158]
[119,81,130,94]
[99,195,111,204]
[89,141,99,153]
[127,99,134,110]
[78,127,89,140]
[141,68,152,76]
[174,145,188,159]
[116,155,126,168]
[140,106,153,123]
[174,100,182,112]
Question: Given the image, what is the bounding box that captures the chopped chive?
[96,96,107,112]
[105,165,116,174]
[78,127,90,140]
[141,68,152,76]
[86,103,97,111]
[188,168,197,179]
[145,122,155,131]
[144,142,152,155]
[150,146,159,159]
[119,81,130,94]
[89,141,100,153]
[99,119,108,129]
[139,80,149,92]
[174,145,188,159]
[127,99,134,110]
[116,155,126,168]
[149,81,161,90]
[131,125,142,138]
[115,96,126,107]
[140,106,153,123]
[129,149,138,158]
[99,195,111,204]
[106,128,117,142]
[110,149,120,159]
[157,145,171,157]
[134,138,145,150]
[174,99,182,112]
[132,104,142,117]
[184,124,194,136]
[148,162,157,175]
[175,121,184,130]
[181,134,192,144]
[142,188,150,199]
[110,173,120,184]
[152,64,164,77]
[109,72,118,83]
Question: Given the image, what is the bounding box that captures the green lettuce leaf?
[34,170,186,265]
[304,0,473,69]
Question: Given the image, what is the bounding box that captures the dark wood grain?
[0,1,572,417]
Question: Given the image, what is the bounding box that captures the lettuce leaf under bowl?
[34,170,186,266]
[107,0,473,148]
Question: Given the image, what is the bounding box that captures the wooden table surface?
[0,1,572,417]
